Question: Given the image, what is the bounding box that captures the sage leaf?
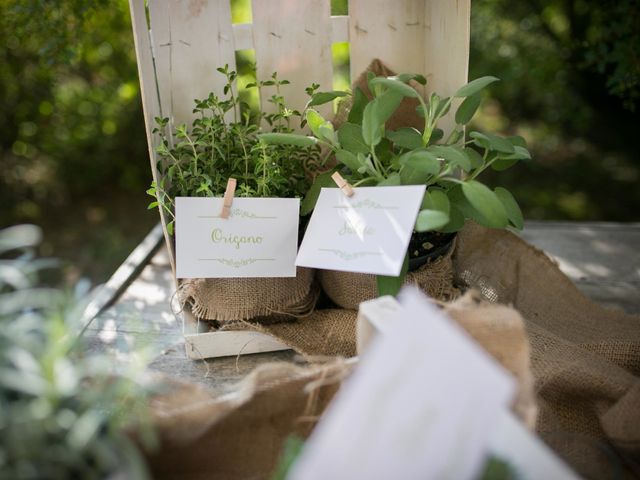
[308,90,349,107]
[335,149,362,172]
[454,76,500,97]
[464,148,485,169]
[399,150,440,174]
[387,127,423,150]
[427,145,471,171]
[305,109,325,138]
[376,253,409,297]
[348,87,367,125]
[415,209,450,232]
[495,187,524,230]
[491,158,519,171]
[434,97,451,118]
[431,128,444,143]
[258,133,318,147]
[421,189,450,214]
[370,77,419,98]
[439,204,466,233]
[374,90,403,124]
[378,173,401,186]
[337,123,369,154]
[362,102,382,147]
[470,131,514,154]
[461,180,508,228]
[301,171,337,215]
[400,166,430,185]
[396,73,427,85]
[455,93,482,124]
[507,135,528,148]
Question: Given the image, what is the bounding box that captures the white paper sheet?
[289,286,515,480]
[296,186,426,276]
[175,197,299,278]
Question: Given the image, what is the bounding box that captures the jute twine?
[319,239,459,310]
[178,267,318,322]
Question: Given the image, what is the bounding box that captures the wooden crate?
[128,0,470,358]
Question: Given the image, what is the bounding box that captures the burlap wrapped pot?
[179,267,318,322]
[319,239,459,310]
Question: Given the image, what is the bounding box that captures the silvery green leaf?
[495,187,524,230]
[415,209,450,232]
[454,76,500,97]
[461,180,508,228]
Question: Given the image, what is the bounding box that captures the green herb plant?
[148,66,319,234]
[0,225,156,478]
[260,73,530,295]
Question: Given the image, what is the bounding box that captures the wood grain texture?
[164,0,237,126]
[424,0,471,136]
[252,0,333,121]
[349,0,470,135]
[129,0,177,273]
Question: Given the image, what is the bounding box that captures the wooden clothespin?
[220,178,237,219]
[331,172,354,197]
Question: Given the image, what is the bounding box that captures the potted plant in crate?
[149,66,321,324]
[261,72,530,308]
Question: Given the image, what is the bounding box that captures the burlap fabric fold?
[179,267,318,322]
[443,291,537,429]
[145,361,353,480]
[454,221,640,479]
[319,240,459,310]
[144,292,538,479]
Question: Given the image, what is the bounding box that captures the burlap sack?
[179,267,318,322]
[443,291,538,429]
[455,221,640,479]
[225,308,358,358]
[144,292,538,479]
[145,360,353,480]
[319,240,459,310]
[233,289,536,426]
[334,58,423,132]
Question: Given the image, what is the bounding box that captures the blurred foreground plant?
[0,225,156,479]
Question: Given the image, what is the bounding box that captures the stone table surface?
[85,221,640,393]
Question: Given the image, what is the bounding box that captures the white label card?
[296,186,426,276]
[175,197,299,278]
[288,287,515,480]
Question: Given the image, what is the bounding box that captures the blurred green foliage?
[0,224,155,478]
[0,0,638,282]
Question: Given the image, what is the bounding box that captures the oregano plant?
[260,73,530,295]
[147,66,320,234]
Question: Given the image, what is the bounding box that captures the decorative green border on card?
[198,208,277,220]
[318,248,382,261]
[333,199,398,210]
[198,257,275,268]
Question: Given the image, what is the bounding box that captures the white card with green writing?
[296,186,426,276]
[175,197,299,278]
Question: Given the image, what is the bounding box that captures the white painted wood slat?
[151,0,237,127]
[129,0,176,273]
[349,0,426,94]
[424,0,471,135]
[252,0,333,120]
[349,0,470,135]
[232,16,350,52]
[232,23,254,51]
